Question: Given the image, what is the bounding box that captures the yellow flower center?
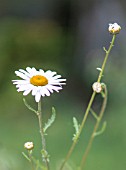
[30,75,48,86]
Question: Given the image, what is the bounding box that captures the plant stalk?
[38,100,49,170]
[79,85,107,169]
[59,34,116,170]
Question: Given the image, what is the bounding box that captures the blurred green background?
[0,0,126,169]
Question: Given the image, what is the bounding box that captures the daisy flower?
[12,67,66,102]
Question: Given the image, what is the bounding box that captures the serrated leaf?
[41,149,50,163]
[43,107,56,133]
[72,117,80,141]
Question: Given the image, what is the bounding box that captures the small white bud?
[24,142,34,150]
[108,23,121,34]
[92,82,102,93]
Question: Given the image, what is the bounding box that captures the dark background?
[0,0,126,169]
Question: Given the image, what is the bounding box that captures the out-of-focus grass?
[0,84,126,170]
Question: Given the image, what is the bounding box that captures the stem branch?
[79,85,107,169]
[59,34,116,170]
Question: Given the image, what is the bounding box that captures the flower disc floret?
[30,75,48,86]
[12,67,66,102]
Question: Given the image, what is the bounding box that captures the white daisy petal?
[49,78,66,83]
[40,90,45,97]
[47,85,62,92]
[12,80,29,85]
[16,84,32,92]
[55,78,66,82]
[19,69,31,77]
[15,71,29,80]
[45,70,57,77]
[52,75,61,79]
[32,87,38,96]
[41,87,50,96]
[39,69,45,74]
[52,86,62,92]
[12,67,66,102]
[26,67,38,76]
[35,92,41,102]
[26,67,33,73]
[49,82,65,86]
[46,85,54,93]
[23,89,32,96]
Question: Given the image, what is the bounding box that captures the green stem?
[97,34,116,83]
[28,151,35,170]
[37,100,49,170]
[59,34,116,170]
[79,85,107,169]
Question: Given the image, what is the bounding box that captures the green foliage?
[41,149,50,163]
[43,107,56,133]
[72,117,80,141]
[22,152,47,170]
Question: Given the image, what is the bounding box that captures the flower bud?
[108,23,121,34]
[24,142,34,150]
[92,82,102,93]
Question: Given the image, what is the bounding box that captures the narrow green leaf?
[43,107,56,133]
[22,152,31,162]
[90,108,99,120]
[103,46,108,53]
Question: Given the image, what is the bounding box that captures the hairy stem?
[37,100,49,170]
